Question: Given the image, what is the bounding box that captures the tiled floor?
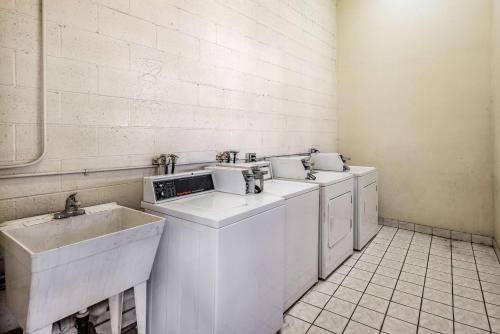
[281,226,500,334]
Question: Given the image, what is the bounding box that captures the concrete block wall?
[0,0,338,221]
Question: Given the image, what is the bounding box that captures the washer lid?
[312,172,353,186]
[264,179,319,199]
[275,171,353,186]
[141,192,284,228]
[347,166,376,176]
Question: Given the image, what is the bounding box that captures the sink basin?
[0,203,165,333]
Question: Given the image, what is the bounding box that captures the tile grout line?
[332,229,399,333]
[303,226,398,333]
[378,228,416,332]
[415,233,432,331]
[288,228,500,334]
[339,228,400,333]
[319,227,402,333]
[303,244,366,333]
[472,243,493,333]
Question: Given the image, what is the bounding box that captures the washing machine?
[216,161,320,310]
[270,157,354,280]
[141,170,286,334]
[311,153,379,250]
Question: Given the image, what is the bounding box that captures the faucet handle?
[167,154,179,162]
[67,193,81,207]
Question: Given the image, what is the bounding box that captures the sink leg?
[134,282,147,334]
[27,324,52,334]
[109,292,124,334]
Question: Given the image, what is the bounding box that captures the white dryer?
[218,161,320,309]
[348,166,379,250]
[141,170,285,334]
[270,157,354,279]
[310,153,379,250]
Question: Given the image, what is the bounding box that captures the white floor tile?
[326,272,345,284]
[306,325,332,334]
[419,312,453,334]
[358,293,390,314]
[343,320,379,334]
[365,282,393,300]
[486,302,500,318]
[490,316,500,333]
[454,307,490,331]
[347,268,373,282]
[453,295,486,314]
[423,287,452,306]
[341,276,369,292]
[453,284,484,301]
[392,290,422,310]
[281,315,311,334]
[313,281,338,295]
[313,310,348,334]
[301,290,331,309]
[323,297,356,318]
[453,275,481,289]
[387,301,420,324]
[400,271,426,286]
[351,306,385,330]
[371,273,397,289]
[396,280,423,296]
[421,299,453,320]
[288,302,322,323]
[485,291,500,306]
[426,279,451,295]
[482,281,500,295]
[284,227,500,334]
[454,322,490,334]
[382,316,417,334]
[454,267,479,280]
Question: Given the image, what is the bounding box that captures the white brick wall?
[0,0,337,221]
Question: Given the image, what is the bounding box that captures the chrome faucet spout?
[54,193,86,219]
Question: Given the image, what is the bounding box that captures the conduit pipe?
[0,0,48,169]
[0,152,312,179]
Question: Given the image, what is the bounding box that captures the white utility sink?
[0,203,165,334]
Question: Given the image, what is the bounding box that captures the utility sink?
[0,203,165,334]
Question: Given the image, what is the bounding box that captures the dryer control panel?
[143,171,215,203]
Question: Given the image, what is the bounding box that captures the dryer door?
[328,192,352,248]
[360,182,378,247]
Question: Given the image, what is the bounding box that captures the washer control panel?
[152,173,214,202]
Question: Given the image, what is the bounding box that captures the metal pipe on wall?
[0,152,312,180]
[0,0,48,169]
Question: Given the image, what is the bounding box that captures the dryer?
[141,170,286,334]
[216,162,320,309]
[310,153,379,250]
[348,166,379,250]
[270,157,354,279]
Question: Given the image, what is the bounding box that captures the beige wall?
[494,0,500,243]
[337,0,494,235]
[0,0,338,222]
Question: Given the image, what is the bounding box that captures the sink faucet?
[54,193,86,219]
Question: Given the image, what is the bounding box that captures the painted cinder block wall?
[337,0,494,236]
[0,0,338,222]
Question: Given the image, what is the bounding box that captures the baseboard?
[494,238,500,261]
[379,217,493,246]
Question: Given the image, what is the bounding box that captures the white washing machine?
[218,162,320,310]
[141,170,285,334]
[270,157,354,279]
[310,153,379,250]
